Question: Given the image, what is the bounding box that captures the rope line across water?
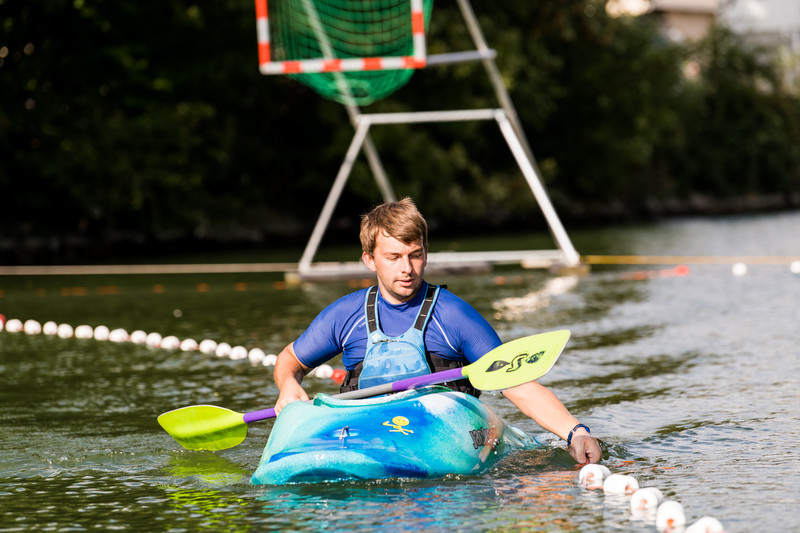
[0,313,346,384]
[584,254,800,266]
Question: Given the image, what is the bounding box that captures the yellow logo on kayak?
[383,416,413,435]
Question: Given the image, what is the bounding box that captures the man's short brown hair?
[360,197,429,256]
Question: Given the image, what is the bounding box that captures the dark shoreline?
[3,195,799,267]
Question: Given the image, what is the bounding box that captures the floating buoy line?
[578,464,727,532]
[0,313,346,383]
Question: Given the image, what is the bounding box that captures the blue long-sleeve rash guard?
[293,282,502,370]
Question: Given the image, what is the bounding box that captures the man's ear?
[362,251,377,272]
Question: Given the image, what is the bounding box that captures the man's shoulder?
[301,287,370,342]
[316,287,371,321]
[434,286,475,311]
[428,284,500,359]
[337,286,371,303]
[431,285,488,326]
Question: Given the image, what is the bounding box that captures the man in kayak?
[274,198,602,464]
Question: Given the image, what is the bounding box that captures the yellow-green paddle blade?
[464,329,571,391]
[157,405,248,451]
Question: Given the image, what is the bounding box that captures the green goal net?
[256,0,434,105]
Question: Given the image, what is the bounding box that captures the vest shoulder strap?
[365,286,379,334]
[412,283,439,331]
[365,283,440,335]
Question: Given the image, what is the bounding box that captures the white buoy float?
[94,325,110,341]
[43,321,58,335]
[74,325,93,339]
[180,338,199,352]
[603,473,640,495]
[731,262,748,276]
[215,342,232,358]
[630,487,665,517]
[5,319,23,333]
[578,464,611,489]
[248,347,266,364]
[314,364,334,379]
[145,332,163,348]
[262,353,278,367]
[656,501,686,532]
[109,328,129,343]
[161,335,180,350]
[685,516,725,533]
[229,345,248,360]
[130,330,148,344]
[198,339,218,354]
[791,260,800,274]
[23,319,42,335]
[57,323,74,339]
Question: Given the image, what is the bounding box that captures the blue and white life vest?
[357,283,441,390]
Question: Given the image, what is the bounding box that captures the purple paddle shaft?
[243,408,276,423]
[390,367,464,391]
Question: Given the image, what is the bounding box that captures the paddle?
[157,329,570,451]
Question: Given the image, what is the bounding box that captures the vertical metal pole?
[301,0,396,203]
[298,118,374,273]
[343,105,397,202]
[494,111,580,267]
[454,0,539,170]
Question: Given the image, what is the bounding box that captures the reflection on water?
[165,451,252,487]
[492,276,579,320]
[1,211,800,531]
[254,482,499,531]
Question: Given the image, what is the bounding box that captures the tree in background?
[1,0,798,262]
[674,25,800,205]
[1,0,330,256]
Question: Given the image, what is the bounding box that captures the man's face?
[362,231,427,304]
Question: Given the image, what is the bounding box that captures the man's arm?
[502,381,602,464]
[273,342,312,415]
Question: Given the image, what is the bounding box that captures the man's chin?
[391,281,420,301]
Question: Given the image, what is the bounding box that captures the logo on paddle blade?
[486,351,544,373]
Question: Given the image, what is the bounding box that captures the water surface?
[1,211,799,531]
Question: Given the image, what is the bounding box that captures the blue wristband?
[567,424,590,446]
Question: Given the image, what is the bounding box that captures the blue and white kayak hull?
[251,386,538,485]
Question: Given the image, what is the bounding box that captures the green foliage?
[1,0,799,260]
[1,0,338,249]
[674,26,800,199]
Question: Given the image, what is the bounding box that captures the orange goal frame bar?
[255,0,427,75]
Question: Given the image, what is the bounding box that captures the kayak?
[250,385,539,485]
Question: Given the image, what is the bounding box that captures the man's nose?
[399,254,412,272]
